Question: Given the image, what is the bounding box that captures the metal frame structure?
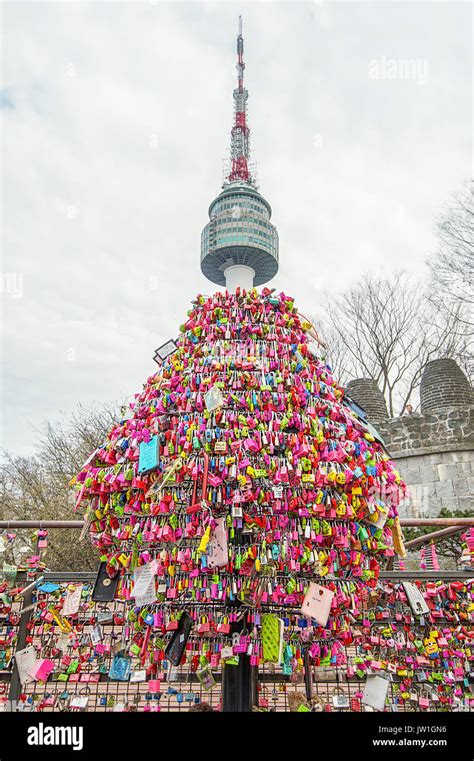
[1,520,472,712]
[0,569,474,711]
[1,568,472,713]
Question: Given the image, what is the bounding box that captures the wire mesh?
[0,573,472,713]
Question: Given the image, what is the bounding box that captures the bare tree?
[313,272,470,417]
[314,321,353,388]
[428,180,473,321]
[0,402,121,571]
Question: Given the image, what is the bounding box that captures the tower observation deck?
[200,17,279,291]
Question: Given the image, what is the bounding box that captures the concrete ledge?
[389,442,474,459]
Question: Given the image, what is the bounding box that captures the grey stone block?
[399,467,421,483]
[454,479,470,497]
[419,465,437,482]
[395,459,411,471]
[424,483,437,499]
[437,463,460,481]
[427,497,442,512]
[440,451,456,464]
[419,414,434,423]
[435,481,455,499]
[449,409,468,422]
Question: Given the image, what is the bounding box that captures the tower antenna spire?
[228,15,251,183]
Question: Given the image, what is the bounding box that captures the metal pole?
[222,528,257,712]
[221,601,257,712]
[400,518,474,527]
[8,586,33,708]
[379,570,473,580]
[404,525,467,550]
[0,521,84,529]
[0,518,472,530]
[11,568,474,584]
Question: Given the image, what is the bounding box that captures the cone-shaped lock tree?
[72,288,407,680]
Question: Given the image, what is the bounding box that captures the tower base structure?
[224,264,255,292]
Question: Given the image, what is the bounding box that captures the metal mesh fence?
[0,572,472,713]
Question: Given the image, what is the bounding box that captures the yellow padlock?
[198,525,211,554]
[49,607,72,633]
[424,638,438,655]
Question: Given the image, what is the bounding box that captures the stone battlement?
[346,359,473,518]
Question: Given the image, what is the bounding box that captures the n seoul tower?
[200,17,279,292]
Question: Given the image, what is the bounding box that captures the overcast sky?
[1,1,471,455]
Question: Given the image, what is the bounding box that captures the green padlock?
[67,659,79,674]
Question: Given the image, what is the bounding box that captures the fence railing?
[1,569,472,713]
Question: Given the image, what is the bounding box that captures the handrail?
[0,518,473,529]
[8,570,473,582]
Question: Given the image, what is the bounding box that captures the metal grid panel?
[1,572,472,713]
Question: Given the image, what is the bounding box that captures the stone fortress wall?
[346,359,473,518]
